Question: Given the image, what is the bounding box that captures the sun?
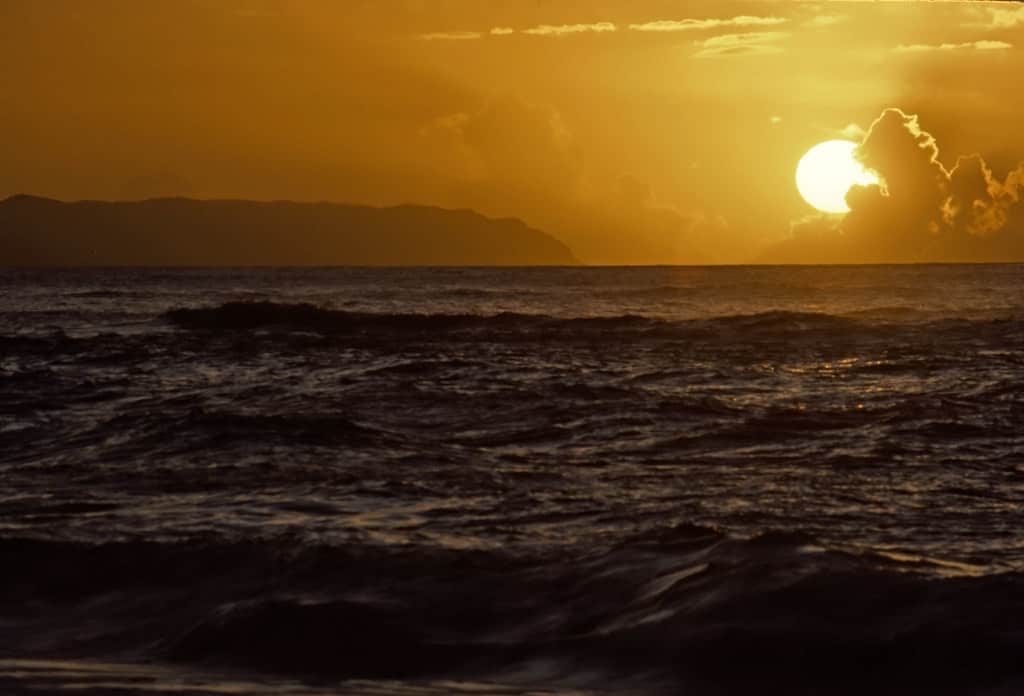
[796,140,879,214]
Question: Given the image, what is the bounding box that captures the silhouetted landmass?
[0,195,579,266]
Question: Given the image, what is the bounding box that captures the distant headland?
[0,196,579,266]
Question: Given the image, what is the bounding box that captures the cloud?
[839,123,867,140]
[943,154,1014,237]
[421,97,582,197]
[894,40,1013,53]
[419,31,481,41]
[765,108,1024,263]
[522,22,616,36]
[803,15,847,29]
[852,108,948,216]
[490,27,515,36]
[419,99,714,264]
[572,173,722,264]
[628,16,787,32]
[693,31,789,58]
[963,4,1024,30]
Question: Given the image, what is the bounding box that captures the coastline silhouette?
[0,196,578,267]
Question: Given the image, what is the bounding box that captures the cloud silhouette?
[628,16,787,32]
[767,108,1024,263]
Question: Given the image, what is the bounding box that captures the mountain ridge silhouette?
[0,195,579,266]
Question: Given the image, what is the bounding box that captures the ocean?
[1,265,1023,695]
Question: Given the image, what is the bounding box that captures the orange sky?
[2,0,1023,263]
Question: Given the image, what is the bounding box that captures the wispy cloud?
[839,123,866,141]
[418,12,840,44]
[419,31,482,41]
[963,5,1024,30]
[522,22,617,36]
[629,16,787,33]
[803,15,847,29]
[693,31,789,58]
[894,40,1013,53]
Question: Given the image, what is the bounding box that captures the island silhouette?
[0,196,578,266]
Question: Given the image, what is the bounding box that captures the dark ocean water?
[2,265,1024,695]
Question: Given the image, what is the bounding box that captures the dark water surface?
[2,266,1023,695]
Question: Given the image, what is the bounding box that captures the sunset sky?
[3,0,1023,264]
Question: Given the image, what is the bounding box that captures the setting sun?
[796,140,880,215]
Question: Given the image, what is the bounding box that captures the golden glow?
[795,140,879,215]
[3,2,1023,264]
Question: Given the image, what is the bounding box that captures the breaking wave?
[3,528,1023,692]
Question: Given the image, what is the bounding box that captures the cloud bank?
[766,108,1024,263]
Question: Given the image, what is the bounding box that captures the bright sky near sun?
[2,0,1023,263]
[796,141,879,215]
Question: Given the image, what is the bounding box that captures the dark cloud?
[764,108,1024,263]
[945,154,1005,236]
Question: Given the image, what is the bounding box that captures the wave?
[162,301,855,332]
[4,529,1024,691]
[162,301,996,338]
[155,303,1024,364]
[65,290,143,299]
